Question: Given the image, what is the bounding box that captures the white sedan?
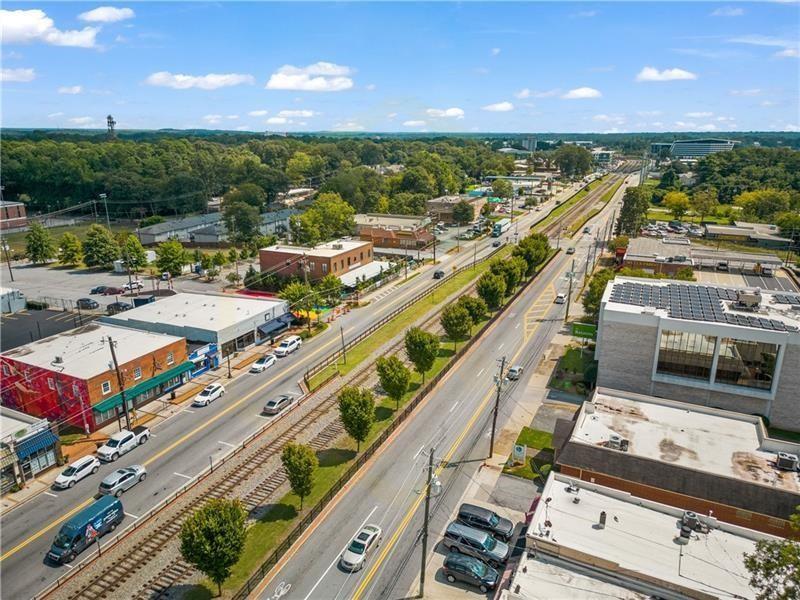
[192,383,225,407]
[250,354,277,373]
[340,524,382,571]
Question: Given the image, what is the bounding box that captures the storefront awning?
[15,429,58,460]
[258,313,293,337]
[92,361,195,414]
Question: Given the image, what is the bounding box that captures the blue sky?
[2,2,798,133]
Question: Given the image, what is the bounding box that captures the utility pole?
[107,336,132,431]
[1,240,14,282]
[432,235,436,264]
[565,259,575,323]
[99,193,110,229]
[340,325,347,364]
[489,356,506,458]
[419,447,434,598]
[584,244,592,283]
[227,354,232,378]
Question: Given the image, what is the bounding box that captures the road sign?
[572,322,597,339]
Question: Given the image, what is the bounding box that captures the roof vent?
[53,356,63,364]
[777,452,799,471]
[607,434,629,451]
[331,243,343,250]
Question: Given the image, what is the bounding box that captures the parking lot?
[694,267,798,292]
[0,308,98,351]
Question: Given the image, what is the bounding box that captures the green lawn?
[3,222,132,255]
[515,426,553,450]
[548,345,596,396]
[502,427,554,482]
[645,209,732,225]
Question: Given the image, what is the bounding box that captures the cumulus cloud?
[730,88,761,96]
[266,62,354,92]
[426,107,465,119]
[202,114,223,125]
[146,71,255,90]
[1,9,99,48]
[365,83,376,91]
[482,101,514,112]
[1,67,36,82]
[636,66,697,82]
[403,120,426,127]
[674,121,697,129]
[387,112,398,119]
[711,7,744,16]
[686,111,713,118]
[516,88,559,99]
[637,110,663,116]
[58,85,83,95]
[68,116,95,125]
[697,123,718,131]
[333,121,365,131]
[79,7,135,23]
[593,114,625,125]
[514,88,531,99]
[561,87,602,99]
[48,111,64,118]
[266,116,288,125]
[775,48,799,58]
[277,109,317,118]
[248,109,269,117]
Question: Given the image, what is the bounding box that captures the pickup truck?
[96,426,150,462]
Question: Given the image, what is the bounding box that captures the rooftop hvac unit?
[682,511,700,530]
[777,452,799,471]
[331,243,343,250]
[607,434,629,451]
[53,356,63,364]
[735,289,762,310]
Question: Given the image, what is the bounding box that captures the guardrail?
[233,248,562,600]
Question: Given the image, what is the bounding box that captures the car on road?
[274,335,302,357]
[123,280,144,291]
[53,455,100,489]
[76,298,100,310]
[442,552,499,594]
[456,503,515,542]
[443,521,509,568]
[250,353,277,373]
[715,261,729,272]
[492,240,501,248]
[583,226,591,234]
[96,426,150,462]
[90,285,109,295]
[566,247,575,254]
[192,383,225,407]
[340,524,382,571]
[99,465,147,497]
[506,366,523,382]
[102,286,125,296]
[433,270,446,279]
[106,301,133,315]
[263,394,295,415]
[48,495,123,564]
[554,293,567,304]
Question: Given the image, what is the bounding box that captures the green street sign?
[572,322,597,339]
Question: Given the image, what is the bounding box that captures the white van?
[274,335,302,357]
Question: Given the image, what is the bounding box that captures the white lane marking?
[302,505,379,600]
[148,433,157,438]
[43,492,58,498]
[62,563,74,570]
[413,444,425,460]
[173,472,192,480]
[181,409,195,414]
[218,440,236,449]
[125,512,140,519]
[498,343,504,351]
[449,400,460,413]
[476,368,485,378]
[515,322,520,329]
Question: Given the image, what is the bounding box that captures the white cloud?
[674,121,697,129]
[68,116,94,125]
[761,100,777,107]
[561,87,602,99]
[514,88,531,99]
[58,85,83,95]
[711,7,744,16]
[730,88,761,96]
[572,10,598,18]
[685,111,713,118]
[333,121,365,131]
[1,9,99,48]
[387,112,398,119]
[226,115,239,120]
[490,47,501,56]
[266,62,354,92]
[697,123,718,131]
[482,101,514,112]
[783,124,800,132]
[79,7,135,23]
[637,110,663,116]
[1,67,35,82]
[593,114,625,125]
[426,107,465,119]
[651,122,664,128]
[517,88,560,99]
[235,125,250,131]
[403,120,426,127]
[277,109,317,118]
[365,83,376,91]
[202,114,223,124]
[248,109,269,117]
[775,48,799,58]
[47,111,64,118]
[728,34,799,58]
[146,71,255,90]
[266,116,288,125]
[636,66,697,82]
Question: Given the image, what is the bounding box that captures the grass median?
[566,179,624,236]
[533,175,609,234]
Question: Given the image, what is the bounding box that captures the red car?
[103,286,125,296]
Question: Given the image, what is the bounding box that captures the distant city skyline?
[1,2,798,133]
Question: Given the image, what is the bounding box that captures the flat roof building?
[101,292,290,357]
[426,195,486,224]
[138,213,222,245]
[555,388,800,536]
[259,239,373,281]
[0,406,62,492]
[595,277,800,430]
[669,138,737,160]
[526,473,771,600]
[190,209,298,245]
[704,221,792,249]
[622,237,694,274]
[354,213,433,250]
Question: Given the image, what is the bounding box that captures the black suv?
[457,503,514,542]
[442,552,498,593]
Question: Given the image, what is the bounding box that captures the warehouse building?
[0,323,189,432]
[595,277,800,430]
[191,209,299,245]
[102,292,291,357]
[554,388,800,536]
[137,213,222,245]
[704,221,792,249]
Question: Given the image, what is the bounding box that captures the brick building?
[425,195,486,225]
[354,214,433,250]
[259,239,373,280]
[0,323,190,432]
[0,201,28,231]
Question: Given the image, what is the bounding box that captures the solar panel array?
[609,281,799,332]
[774,294,800,307]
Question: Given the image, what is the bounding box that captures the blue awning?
[259,316,290,337]
[15,429,58,460]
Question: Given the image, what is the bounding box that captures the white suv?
[274,335,302,357]
[53,455,100,489]
[192,383,225,407]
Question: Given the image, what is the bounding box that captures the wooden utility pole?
[107,336,132,431]
[489,356,506,458]
[419,448,434,597]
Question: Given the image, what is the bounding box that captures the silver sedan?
[98,465,147,497]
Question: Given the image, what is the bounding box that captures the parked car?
[90,285,109,295]
[263,394,295,415]
[583,226,591,234]
[274,335,302,357]
[566,247,575,255]
[106,301,132,315]
[96,426,150,462]
[53,456,100,490]
[554,293,567,304]
[102,286,125,296]
[340,524,382,571]
[506,366,523,382]
[442,522,509,568]
[456,503,515,542]
[76,298,99,310]
[123,280,144,291]
[715,262,729,272]
[192,383,225,407]
[99,465,147,497]
[48,496,124,564]
[433,270,446,279]
[761,267,774,277]
[250,354,277,373]
[442,552,499,594]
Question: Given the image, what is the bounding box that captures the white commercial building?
[101,292,291,356]
[0,287,26,314]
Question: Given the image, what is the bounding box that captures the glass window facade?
[715,338,779,391]
[656,330,717,381]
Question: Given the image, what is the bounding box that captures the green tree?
[481,202,494,217]
[690,188,719,224]
[440,303,472,349]
[490,257,526,294]
[290,193,356,245]
[179,498,247,597]
[338,386,375,451]
[156,239,188,276]
[83,224,119,268]
[616,186,652,236]
[744,506,799,600]
[736,189,792,222]
[404,327,440,383]
[226,271,241,287]
[477,272,506,310]
[223,183,267,210]
[223,200,261,245]
[212,250,227,268]
[552,145,593,179]
[452,200,474,225]
[286,151,314,184]
[122,235,148,272]
[57,232,83,266]
[663,191,690,221]
[456,295,487,330]
[582,268,616,323]
[281,443,318,509]
[513,233,550,276]
[140,215,165,228]
[316,274,342,307]
[491,178,514,200]
[280,281,316,331]
[25,222,56,264]
[376,355,411,409]
[227,248,239,263]
[607,235,630,252]
[658,167,681,191]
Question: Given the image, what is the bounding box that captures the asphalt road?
[250,178,630,600]
[0,181,592,599]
